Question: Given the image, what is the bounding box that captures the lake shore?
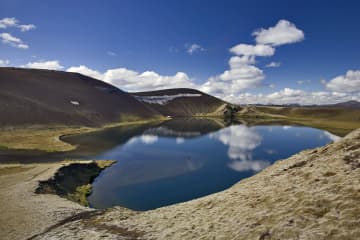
[0,117,168,152]
[0,160,113,240]
[1,128,359,239]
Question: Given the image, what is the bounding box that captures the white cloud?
[326,70,360,93]
[229,56,256,67]
[67,65,103,80]
[18,24,36,32]
[266,61,281,68]
[199,20,304,99]
[253,19,304,46]
[185,43,205,55]
[0,59,9,66]
[0,17,35,32]
[200,53,265,96]
[0,32,29,49]
[297,80,311,85]
[21,60,64,70]
[0,17,18,28]
[232,88,360,105]
[67,65,196,92]
[230,44,275,56]
[107,51,116,56]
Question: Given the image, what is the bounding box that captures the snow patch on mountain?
[134,93,202,105]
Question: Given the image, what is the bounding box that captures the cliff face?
[33,129,360,240]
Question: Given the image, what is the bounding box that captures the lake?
[0,119,340,210]
[77,120,339,211]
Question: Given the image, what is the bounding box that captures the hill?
[0,67,161,127]
[236,105,360,136]
[327,100,360,109]
[131,88,227,117]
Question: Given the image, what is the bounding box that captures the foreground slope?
[132,88,227,117]
[0,67,160,127]
[31,128,360,240]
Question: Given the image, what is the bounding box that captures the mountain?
[0,67,160,127]
[131,88,227,117]
[327,100,360,109]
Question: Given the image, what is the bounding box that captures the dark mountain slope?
[327,100,360,109]
[132,88,227,117]
[0,67,161,127]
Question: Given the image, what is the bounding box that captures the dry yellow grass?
[237,106,360,136]
[0,118,167,152]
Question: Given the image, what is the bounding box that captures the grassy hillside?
[237,105,360,136]
[0,67,161,127]
[132,88,227,117]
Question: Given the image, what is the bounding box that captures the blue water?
[86,123,340,211]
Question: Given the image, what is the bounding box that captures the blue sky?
[0,0,359,104]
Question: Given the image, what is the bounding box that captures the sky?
[0,0,360,105]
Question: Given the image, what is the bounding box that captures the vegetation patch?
[35,160,115,207]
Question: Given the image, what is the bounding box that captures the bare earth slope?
[0,67,160,127]
[32,128,360,240]
[132,88,227,117]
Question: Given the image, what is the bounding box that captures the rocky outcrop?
[31,128,360,240]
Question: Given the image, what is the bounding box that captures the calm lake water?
[0,119,340,210]
[80,120,340,211]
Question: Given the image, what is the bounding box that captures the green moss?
[67,184,92,207]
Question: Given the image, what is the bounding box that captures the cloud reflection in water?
[209,125,270,172]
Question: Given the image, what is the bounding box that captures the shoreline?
[0,161,90,240]
[1,128,359,239]
[0,117,168,153]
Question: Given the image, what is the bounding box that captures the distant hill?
[252,100,360,109]
[0,67,160,127]
[132,88,227,117]
[326,100,360,109]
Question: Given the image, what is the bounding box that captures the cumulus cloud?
[326,70,360,93]
[185,43,206,55]
[0,59,9,66]
[199,20,304,99]
[0,33,28,49]
[253,19,304,46]
[200,54,265,96]
[232,88,360,105]
[67,65,103,80]
[0,17,35,31]
[230,44,275,56]
[0,17,18,28]
[0,18,35,49]
[21,60,64,70]
[18,24,36,32]
[67,65,196,92]
[266,61,281,68]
